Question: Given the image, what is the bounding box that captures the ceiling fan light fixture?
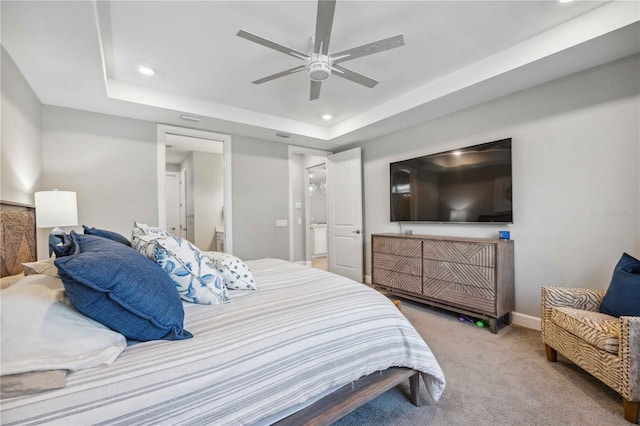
[307,53,331,81]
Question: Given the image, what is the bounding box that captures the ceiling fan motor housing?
[307,53,331,81]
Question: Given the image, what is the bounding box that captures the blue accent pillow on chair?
[55,232,192,341]
[83,225,131,246]
[599,252,640,317]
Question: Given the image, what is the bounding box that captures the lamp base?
[48,227,66,256]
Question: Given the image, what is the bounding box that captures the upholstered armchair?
[541,286,639,423]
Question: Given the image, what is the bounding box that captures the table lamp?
[35,190,78,252]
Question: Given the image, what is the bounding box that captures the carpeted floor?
[333,299,630,426]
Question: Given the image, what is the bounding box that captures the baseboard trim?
[511,312,541,331]
[364,275,371,284]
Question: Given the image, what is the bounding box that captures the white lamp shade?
[35,191,78,228]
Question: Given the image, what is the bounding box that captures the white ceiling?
[2,1,639,150]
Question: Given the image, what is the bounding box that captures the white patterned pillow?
[204,251,257,290]
[136,235,229,305]
[131,221,170,250]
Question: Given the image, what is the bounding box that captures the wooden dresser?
[372,233,514,333]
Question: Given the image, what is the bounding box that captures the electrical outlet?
[295,202,302,209]
[276,219,288,227]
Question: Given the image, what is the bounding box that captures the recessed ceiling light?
[322,114,332,120]
[137,65,155,76]
[558,0,574,3]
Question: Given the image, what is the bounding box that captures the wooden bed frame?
[276,367,421,425]
[0,201,422,424]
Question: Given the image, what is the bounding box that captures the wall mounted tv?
[390,138,513,223]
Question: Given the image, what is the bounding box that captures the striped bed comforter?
[1,259,446,425]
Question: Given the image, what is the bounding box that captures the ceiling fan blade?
[314,0,336,55]
[332,34,405,64]
[332,64,378,88]
[310,81,322,101]
[237,30,308,60]
[251,65,306,85]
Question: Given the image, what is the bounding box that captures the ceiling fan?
[237,0,404,101]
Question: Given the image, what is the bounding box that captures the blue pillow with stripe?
[599,252,640,317]
[55,232,192,341]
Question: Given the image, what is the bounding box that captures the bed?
[0,206,445,425]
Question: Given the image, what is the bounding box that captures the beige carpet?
[333,299,630,426]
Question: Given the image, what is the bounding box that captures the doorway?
[157,125,232,253]
[288,146,330,269]
[307,163,327,270]
[288,146,363,281]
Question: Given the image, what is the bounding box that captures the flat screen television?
[390,138,513,223]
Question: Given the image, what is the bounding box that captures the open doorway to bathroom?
[157,125,232,254]
[307,163,327,271]
[164,134,224,251]
[288,146,330,271]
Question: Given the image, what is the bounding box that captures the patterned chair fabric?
[550,307,619,354]
[541,286,640,424]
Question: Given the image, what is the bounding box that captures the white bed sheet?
[1,259,445,425]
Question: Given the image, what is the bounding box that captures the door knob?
[352,230,361,234]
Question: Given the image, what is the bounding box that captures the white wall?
[41,106,158,258]
[355,55,640,318]
[1,46,42,205]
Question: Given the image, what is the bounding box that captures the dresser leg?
[502,312,511,325]
[489,318,498,334]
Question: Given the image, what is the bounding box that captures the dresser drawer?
[422,278,496,314]
[373,268,422,294]
[372,237,421,257]
[422,260,495,289]
[373,253,422,276]
[423,240,495,267]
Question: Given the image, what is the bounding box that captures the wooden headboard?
[0,201,37,277]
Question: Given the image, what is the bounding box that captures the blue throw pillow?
[599,252,640,317]
[83,225,131,246]
[55,232,192,341]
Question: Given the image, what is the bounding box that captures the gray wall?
[1,46,43,205]
[5,44,638,321]
[354,55,640,318]
[291,153,305,262]
[193,151,224,251]
[181,153,195,243]
[232,135,289,261]
[41,106,158,258]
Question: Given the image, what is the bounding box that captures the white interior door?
[165,172,180,234]
[327,147,363,282]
